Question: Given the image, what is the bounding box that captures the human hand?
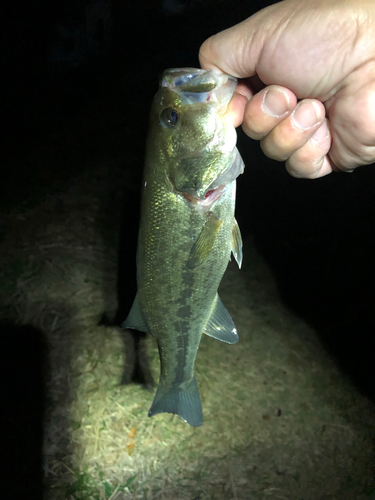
[199,0,375,178]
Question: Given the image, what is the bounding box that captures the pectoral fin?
[187,212,223,269]
[122,293,150,335]
[203,294,239,344]
[231,218,243,269]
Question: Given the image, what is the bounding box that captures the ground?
[1,71,374,500]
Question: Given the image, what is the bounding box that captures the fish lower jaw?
[182,184,226,209]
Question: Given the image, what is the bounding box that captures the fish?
[123,68,244,427]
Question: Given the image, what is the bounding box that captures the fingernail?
[311,119,330,142]
[292,100,322,130]
[262,87,290,118]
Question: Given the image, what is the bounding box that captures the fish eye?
[160,107,179,128]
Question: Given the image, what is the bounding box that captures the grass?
[1,75,374,500]
[62,465,136,499]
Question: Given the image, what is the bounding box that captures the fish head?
[148,68,243,205]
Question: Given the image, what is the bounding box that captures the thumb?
[199,6,278,79]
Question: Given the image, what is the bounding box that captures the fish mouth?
[181,184,227,207]
[177,147,244,206]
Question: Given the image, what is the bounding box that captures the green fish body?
[123,68,244,426]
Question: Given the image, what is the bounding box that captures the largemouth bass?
[123,68,244,426]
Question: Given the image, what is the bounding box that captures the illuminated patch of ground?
[1,90,374,500]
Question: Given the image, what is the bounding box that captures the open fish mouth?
[168,173,226,208]
[179,148,244,206]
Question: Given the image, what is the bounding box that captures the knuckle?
[242,122,266,141]
[260,138,288,161]
[359,145,375,165]
[331,139,375,170]
[286,149,325,179]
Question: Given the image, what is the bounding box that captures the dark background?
[1,0,374,497]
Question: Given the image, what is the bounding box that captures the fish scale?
[123,68,244,426]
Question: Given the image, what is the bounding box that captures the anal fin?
[203,294,239,344]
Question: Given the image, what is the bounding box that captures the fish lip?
[181,184,227,207]
[167,173,226,206]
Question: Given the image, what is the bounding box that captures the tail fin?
[148,375,203,427]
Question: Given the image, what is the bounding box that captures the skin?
[199,0,375,178]
[125,70,241,426]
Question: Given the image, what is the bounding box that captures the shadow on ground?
[0,323,48,500]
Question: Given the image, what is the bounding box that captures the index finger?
[226,83,253,128]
